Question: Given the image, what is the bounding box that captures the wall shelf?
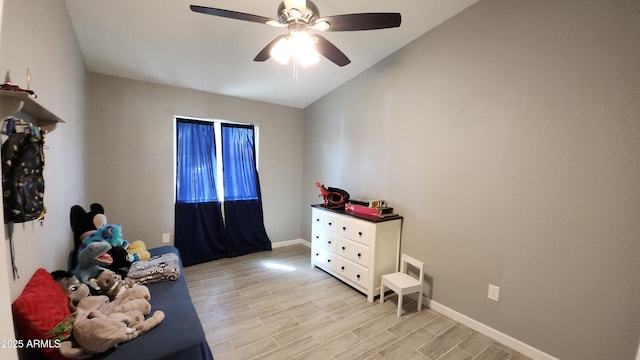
[0,90,64,131]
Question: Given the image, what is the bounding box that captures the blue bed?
[93,246,213,360]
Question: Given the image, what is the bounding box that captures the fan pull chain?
[293,57,300,81]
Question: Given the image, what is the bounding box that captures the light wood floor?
[184,244,532,360]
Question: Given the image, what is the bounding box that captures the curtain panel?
[222,124,271,256]
[174,202,226,266]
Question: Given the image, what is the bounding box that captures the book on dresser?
[310,204,403,302]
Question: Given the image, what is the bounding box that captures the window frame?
[173,116,260,204]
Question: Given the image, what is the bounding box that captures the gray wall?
[87,74,304,249]
[302,0,640,359]
[0,0,88,300]
[0,1,16,358]
[1,0,638,359]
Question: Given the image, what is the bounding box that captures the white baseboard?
[271,238,310,248]
[425,297,559,360]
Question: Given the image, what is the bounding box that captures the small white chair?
[380,253,424,317]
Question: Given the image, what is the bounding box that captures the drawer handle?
[357,253,361,258]
[316,218,320,222]
[356,274,361,279]
[328,241,331,244]
[328,222,332,226]
[315,253,319,256]
[327,259,331,263]
[341,246,346,251]
[358,231,363,236]
[341,266,345,270]
[315,235,319,239]
[342,226,347,231]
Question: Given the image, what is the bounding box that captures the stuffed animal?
[127,240,151,261]
[68,290,163,357]
[79,224,132,277]
[51,271,164,359]
[76,292,152,317]
[50,271,164,359]
[95,269,141,302]
[108,246,134,277]
[59,307,164,358]
[70,203,107,247]
[51,270,91,311]
[73,241,113,292]
[79,224,127,250]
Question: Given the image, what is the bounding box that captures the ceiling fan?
[190,0,401,67]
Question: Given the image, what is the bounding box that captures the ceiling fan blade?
[321,13,401,31]
[314,35,351,67]
[190,5,278,25]
[254,35,287,62]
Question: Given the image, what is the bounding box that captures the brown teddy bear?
[94,268,141,302]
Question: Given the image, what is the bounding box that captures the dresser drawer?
[339,218,373,245]
[336,257,369,288]
[336,237,369,268]
[324,213,340,234]
[312,228,338,252]
[312,245,336,271]
[311,209,324,230]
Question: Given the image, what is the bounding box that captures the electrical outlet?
[488,284,500,302]
[162,233,170,244]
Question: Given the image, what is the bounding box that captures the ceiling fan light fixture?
[290,30,318,67]
[311,20,329,31]
[270,30,318,67]
[271,37,292,64]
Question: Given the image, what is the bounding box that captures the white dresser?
[311,205,402,302]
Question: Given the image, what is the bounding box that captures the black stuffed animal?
[107,246,133,278]
[70,203,106,251]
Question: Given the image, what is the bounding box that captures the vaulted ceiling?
[65,0,478,108]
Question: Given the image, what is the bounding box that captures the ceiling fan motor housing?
[277,1,320,24]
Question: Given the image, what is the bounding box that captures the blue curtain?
[222,125,258,200]
[174,120,225,266]
[175,121,218,203]
[174,120,270,266]
[222,124,271,257]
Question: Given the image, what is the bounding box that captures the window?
[175,118,259,203]
[174,117,271,265]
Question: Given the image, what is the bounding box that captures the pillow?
[12,268,71,360]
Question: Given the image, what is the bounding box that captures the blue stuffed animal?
[73,241,113,292]
[78,224,128,251]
